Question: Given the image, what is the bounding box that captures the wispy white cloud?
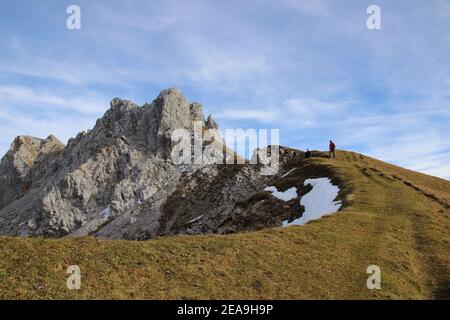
[284,98,355,125]
[333,110,450,180]
[0,85,108,114]
[216,96,356,127]
[366,134,450,180]
[280,0,329,16]
[216,109,279,123]
[0,108,98,156]
[0,84,108,157]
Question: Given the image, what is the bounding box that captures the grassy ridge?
[0,151,448,299]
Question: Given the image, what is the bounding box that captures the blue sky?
[0,0,449,179]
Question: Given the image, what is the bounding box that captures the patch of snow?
[264,186,298,201]
[100,205,111,219]
[179,164,192,173]
[18,229,28,237]
[281,168,296,178]
[187,214,204,224]
[283,178,341,226]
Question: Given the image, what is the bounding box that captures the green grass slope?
[0,150,448,299]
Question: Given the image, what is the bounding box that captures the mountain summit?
[0,89,286,239]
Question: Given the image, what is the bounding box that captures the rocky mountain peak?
[1,135,64,176]
[151,88,214,127]
[109,98,138,114]
[206,114,219,129]
[7,136,43,168]
[0,135,65,209]
[86,88,218,157]
[152,88,210,131]
[154,87,185,103]
[0,88,279,239]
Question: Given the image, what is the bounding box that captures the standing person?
[329,140,336,159]
[305,149,312,159]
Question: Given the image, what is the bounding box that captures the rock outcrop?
[0,135,65,210]
[0,88,310,239]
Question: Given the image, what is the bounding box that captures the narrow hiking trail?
[331,151,450,298]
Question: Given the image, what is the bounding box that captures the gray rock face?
[0,88,301,239]
[0,135,65,210]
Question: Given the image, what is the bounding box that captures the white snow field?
[283,177,342,226]
[264,186,298,201]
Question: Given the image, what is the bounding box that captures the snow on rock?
[281,168,296,178]
[264,186,298,201]
[283,177,341,226]
[187,214,204,224]
[100,206,111,219]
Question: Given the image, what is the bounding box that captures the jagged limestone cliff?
[0,88,295,239]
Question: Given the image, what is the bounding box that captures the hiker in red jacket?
[329,140,336,159]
